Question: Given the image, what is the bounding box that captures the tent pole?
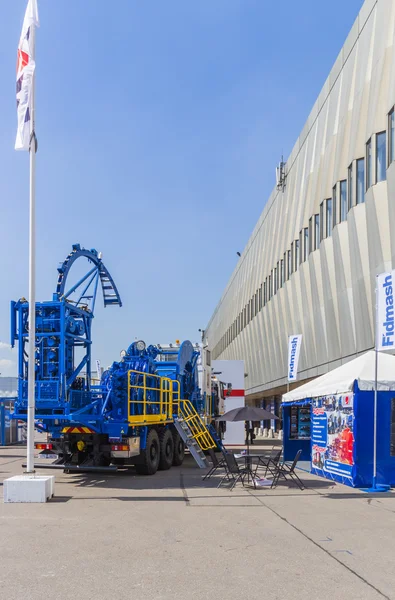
[373,348,378,489]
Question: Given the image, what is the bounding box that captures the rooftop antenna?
[276,155,286,192]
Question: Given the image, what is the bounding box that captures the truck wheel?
[172,431,185,466]
[135,429,160,475]
[158,428,174,470]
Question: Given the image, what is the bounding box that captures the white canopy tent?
[282,351,395,403]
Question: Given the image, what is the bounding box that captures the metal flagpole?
[372,276,379,490]
[26,20,37,474]
[373,345,378,489]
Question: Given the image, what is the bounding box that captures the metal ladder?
[99,267,122,307]
[174,418,208,468]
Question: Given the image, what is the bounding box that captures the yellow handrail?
[179,399,216,451]
[127,370,217,453]
[127,369,174,425]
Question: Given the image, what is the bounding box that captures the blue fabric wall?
[353,388,395,487]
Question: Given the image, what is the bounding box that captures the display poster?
[311,393,354,480]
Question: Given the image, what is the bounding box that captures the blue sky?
[0,0,364,375]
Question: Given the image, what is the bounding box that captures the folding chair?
[202,448,226,481]
[218,453,249,491]
[271,449,305,490]
[255,449,282,479]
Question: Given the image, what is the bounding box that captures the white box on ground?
[212,359,245,445]
[3,475,55,503]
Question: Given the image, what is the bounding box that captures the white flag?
[287,334,302,382]
[376,272,395,351]
[15,0,39,151]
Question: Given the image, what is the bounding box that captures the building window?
[259,285,262,310]
[366,138,372,189]
[304,227,309,261]
[340,180,347,222]
[332,185,337,229]
[326,198,332,237]
[294,240,299,271]
[319,202,324,242]
[314,214,320,250]
[356,158,365,204]
[280,259,284,287]
[264,280,267,305]
[376,131,386,183]
[389,109,395,165]
[299,230,303,264]
[255,291,258,315]
[268,274,272,300]
[308,217,313,254]
[284,252,287,282]
[348,164,353,210]
[288,247,292,278]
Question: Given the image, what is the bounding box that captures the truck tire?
[158,428,174,470]
[172,431,185,466]
[135,429,160,475]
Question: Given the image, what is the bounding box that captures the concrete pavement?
[0,446,395,600]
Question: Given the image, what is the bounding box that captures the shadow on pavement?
[49,495,187,503]
[0,455,27,459]
[322,492,395,499]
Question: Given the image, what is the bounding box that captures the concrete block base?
[3,475,55,503]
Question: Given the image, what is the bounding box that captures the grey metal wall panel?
[205,0,395,397]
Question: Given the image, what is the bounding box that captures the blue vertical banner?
[376,272,395,351]
[288,335,302,381]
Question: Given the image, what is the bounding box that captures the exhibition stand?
[282,351,395,488]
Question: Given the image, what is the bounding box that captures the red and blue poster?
[311,394,355,484]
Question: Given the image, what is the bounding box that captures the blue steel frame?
[11,244,122,438]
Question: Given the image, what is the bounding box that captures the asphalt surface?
[1,446,395,600]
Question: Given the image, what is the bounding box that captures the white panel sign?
[376,271,395,351]
[96,360,102,379]
[288,334,302,382]
[212,360,245,445]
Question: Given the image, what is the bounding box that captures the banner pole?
[373,276,378,489]
[373,346,378,488]
[26,19,37,474]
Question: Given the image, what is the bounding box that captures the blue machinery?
[11,244,217,474]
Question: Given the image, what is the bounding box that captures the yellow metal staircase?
[174,400,217,468]
[127,369,217,468]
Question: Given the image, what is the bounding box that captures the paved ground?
[1,446,395,600]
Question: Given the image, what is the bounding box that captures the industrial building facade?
[204,0,395,424]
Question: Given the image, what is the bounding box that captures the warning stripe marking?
[62,426,94,434]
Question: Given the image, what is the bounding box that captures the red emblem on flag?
[17,49,29,76]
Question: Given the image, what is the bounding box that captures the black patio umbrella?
[216,406,279,454]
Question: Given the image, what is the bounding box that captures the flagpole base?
[3,475,55,503]
[361,484,391,493]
